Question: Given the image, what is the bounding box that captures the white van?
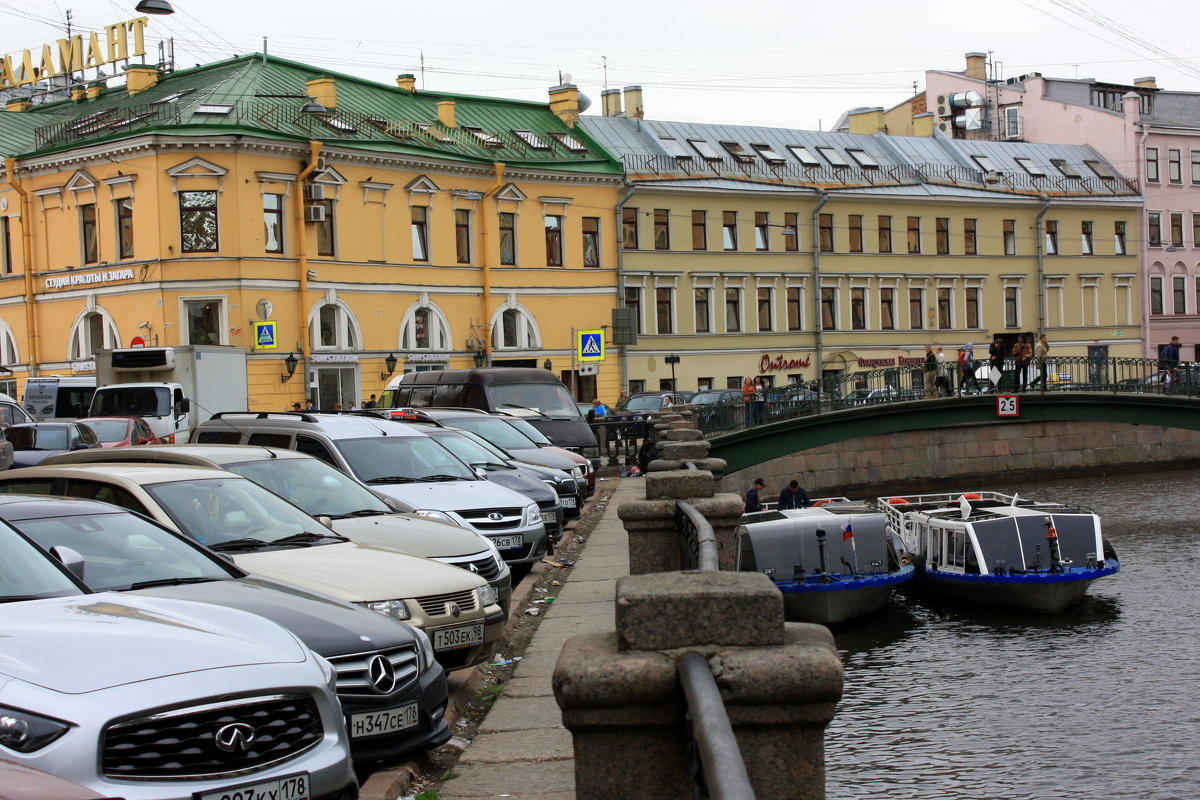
[23,376,96,420]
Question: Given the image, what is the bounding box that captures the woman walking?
[1029,334,1050,389]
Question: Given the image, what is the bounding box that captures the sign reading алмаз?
[1,17,150,91]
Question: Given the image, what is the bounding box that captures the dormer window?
[513,130,551,150]
[659,137,693,160]
[1084,159,1116,180]
[816,147,849,167]
[550,131,587,152]
[846,148,879,168]
[318,114,356,133]
[416,123,456,144]
[752,144,786,164]
[721,142,755,163]
[786,145,820,166]
[1051,159,1081,178]
[1014,157,1046,176]
[194,104,233,116]
[688,139,723,161]
[464,127,503,147]
[152,89,195,105]
[971,155,998,172]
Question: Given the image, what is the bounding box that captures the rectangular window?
[850,287,865,330]
[1150,276,1163,315]
[755,212,769,251]
[692,211,707,250]
[1146,147,1160,182]
[694,288,711,333]
[455,209,471,263]
[936,217,949,255]
[937,288,952,329]
[879,287,895,330]
[314,199,335,257]
[262,194,282,254]
[1195,214,1200,251]
[1082,220,1094,255]
[1148,212,1162,247]
[1192,150,1200,184]
[622,207,638,249]
[965,287,980,328]
[654,209,670,250]
[0,217,10,275]
[722,211,737,250]
[907,217,921,254]
[499,212,516,265]
[848,215,863,253]
[544,215,563,266]
[786,287,802,331]
[963,218,977,255]
[819,213,834,252]
[1169,148,1182,183]
[185,299,222,346]
[411,206,429,261]
[757,287,773,332]
[1115,220,1127,254]
[79,203,98,264]
[655,288,673,334]
[625,287,643,334]
[1003,219,1016,255]
[1044,220,1058,255]
[820,287,836,330]
[878,215,892,253]
[725,288,741,332]
[581,217,599,267]
[1005,287,1019,327]
[1171,212,1184,247]
[1174,276,1186,315]
[909,288,924,329]
[116,198,134,260]
[179,190,218,253]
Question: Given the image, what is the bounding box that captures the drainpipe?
[811,190,830,390]
[478,162,506,367]
[1136,121,1150,356]
[295,141,322,397]
[615,185,636,395]
[1035,197,1050,336]
[4,157,37,377]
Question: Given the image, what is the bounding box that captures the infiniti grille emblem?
[213,722,256,754]
[487,512,504,521]
[367,654,397,694]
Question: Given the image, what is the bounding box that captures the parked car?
[0,492,451,764]
[7,422,101,467]
[688,389,742,405]
[75,416,162,448]
[0,518,356,800]
[0,759,116,800]
[45,443,513,610]
[0,463,505,671]
[194,412,548,573]
[0,393,35,427]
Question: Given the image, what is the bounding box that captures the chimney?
[86,80,105,100]
[396,73,416,92]
[125,64,160,95]
[622,85,643,119]
[437,99,457,128]
[70,84,86,102]
[912,112,936,137]
[306,77,336,110]
[848,107,885,135]
[964,52,987,81]
[601,88,622,117]
[1134,76,1157,89]
[4,97,32,112]
[549,83,580,128]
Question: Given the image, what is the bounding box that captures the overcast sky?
[4,0,1200,131]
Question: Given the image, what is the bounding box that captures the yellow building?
[0,53,623,408]
[581,109,1142,395]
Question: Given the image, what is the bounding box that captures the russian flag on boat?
[842,521,853,541]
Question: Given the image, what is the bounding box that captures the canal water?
[825,467,1200,800]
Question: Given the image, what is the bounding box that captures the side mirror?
[177,398,191,414]
[317,515,334,528]
[72,442,90,450]
[50,545,86,580]
[474,467,488,480]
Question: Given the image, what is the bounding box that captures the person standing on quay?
[1011,335,1033,392]
[1029,334,1050,389]
[1160,335,1181,392]
[753,376,767,425]
[742,376,756,427]
[778,479,811,510]
[744,478,766,513]
[988,336,1006,391]
[935,345,951,396]
[923,345,938,399]
[959,343,982,395]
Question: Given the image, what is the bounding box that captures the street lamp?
[380,353,397,380]
[280,352,298,383]
[664,354,680,395]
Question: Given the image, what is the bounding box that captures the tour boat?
[878,491,1119,614]
[737,499,915,625]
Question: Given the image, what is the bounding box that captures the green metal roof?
[1,55,621,174]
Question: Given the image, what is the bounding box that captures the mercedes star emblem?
[213,722,257,754]
[367,654,397,694]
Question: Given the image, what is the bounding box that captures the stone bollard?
[553,571,843,800]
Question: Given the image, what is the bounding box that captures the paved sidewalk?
[432,478,639,800]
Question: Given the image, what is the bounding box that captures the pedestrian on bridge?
[923,345,938,398]
[988,336,1006,391]
[959,343,982,395]
[1160,336,1181,392]
[778,480,811,510]
[742,377,756,427]
[1011,335,1033,392]
[1030,334,1051,389]
[744,478,766,513]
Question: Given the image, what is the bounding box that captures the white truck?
[89,346,248,443]
[23,375,97,420]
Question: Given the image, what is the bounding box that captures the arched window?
[308,301,360,350]
[491,303,540,350]
[399,303,451,350]
[68,309,118,360]
[0,319,18,367]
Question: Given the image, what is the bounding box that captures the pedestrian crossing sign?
[576,330,604,362]
[253,320,278,350]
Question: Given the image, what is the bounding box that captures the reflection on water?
[826,468,1200,800]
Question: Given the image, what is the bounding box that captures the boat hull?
[776,566,915,625]
[917,563,1119,614]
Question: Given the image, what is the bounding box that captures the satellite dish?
[562,72,573,84]
[577,92,592,113]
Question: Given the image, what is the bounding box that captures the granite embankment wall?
[719,420,1200,497]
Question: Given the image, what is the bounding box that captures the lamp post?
[664,354,680,395]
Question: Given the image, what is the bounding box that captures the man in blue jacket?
[778,479,811,510]
[744,478,766,513]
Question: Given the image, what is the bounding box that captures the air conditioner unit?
[937,120,953,134]
[305,183,327,201]
[304,204,327,223]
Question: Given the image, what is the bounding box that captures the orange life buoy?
[963,492,981,500]
[813,499,826,507]
[887,497,909,505]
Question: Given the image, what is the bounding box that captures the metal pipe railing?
[678,651,757,800]
[676,500,719,572]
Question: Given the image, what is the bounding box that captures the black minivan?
[380,368,600,466]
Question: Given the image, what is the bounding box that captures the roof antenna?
[602,56,609,91]
[262,36,268,65]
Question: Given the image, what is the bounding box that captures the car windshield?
[83,420,131,443]
[0,519,84,601]
[91,386,170,417]
[621,395,665,411]
[335,435,476,482]
[8,427,68,450]
[11,510,233,592]
[144,477,330,546]
[226,457,393,517]
[503,417,551,445]
[445,416,538,451]
[486,383,581,419]
[431,430,508,467]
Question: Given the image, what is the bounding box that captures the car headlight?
[570,467,584,480]
[357,599,411,621]
[414,509,457,525]
[477,583,499,607]
[524,504,541,526]
[0,706,70,753]
[581,446,600,458]
[411,627,435,671]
